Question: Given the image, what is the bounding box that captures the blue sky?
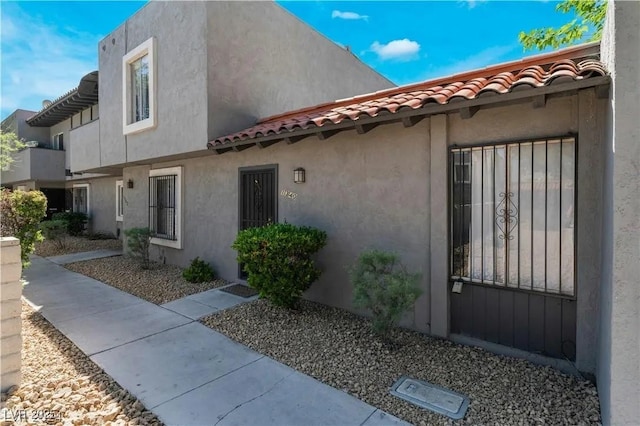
[1,1,582,120]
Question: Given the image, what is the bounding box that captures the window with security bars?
[450,137,576,296]
[149,175,176,240]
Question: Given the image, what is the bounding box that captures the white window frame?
[122,37,156,135]
[116,180,124,222]
[72,183,90,216]
[149,166,183,249]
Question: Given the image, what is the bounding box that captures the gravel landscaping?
[202,299,601,425]
[65,256,228,305]
[0,301,161,426]
[35,236,122,258]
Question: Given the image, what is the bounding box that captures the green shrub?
[232,223,327,308]
[350,250,422,336]
[52,212,88,236]
[40,220,68,249]
[0,188,47,267]
[124,227,152,270]
[182,257,215,283]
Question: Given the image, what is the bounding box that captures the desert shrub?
[233,223,327,308]
[182,257,215,283]
[40,220,68,249]
[0,188,47,267]
[51,212,88,236]
[124,227,152,270]
[350,250,422,336]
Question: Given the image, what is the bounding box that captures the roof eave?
[207,75,610,154]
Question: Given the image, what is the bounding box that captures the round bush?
[232,223,327,308]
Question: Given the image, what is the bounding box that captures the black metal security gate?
[238,166,277,277]
[449,137,577,360]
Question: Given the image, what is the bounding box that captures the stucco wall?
[69,176,122,237]
[121,93,604,358]
[94,1,393,169]
[205,2,394,140]
[1,148,65,186]
[49,118,71,168]
[446,94,605,374]
[98,1,209,166]
[70,120,100,172]
[124,121,431,330]
[14,110,49,144]
[598,1,640,424]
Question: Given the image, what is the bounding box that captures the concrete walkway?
[22,255,408,426]
[46,249,123,265]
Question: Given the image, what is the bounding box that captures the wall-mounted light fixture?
[127,179,134,189]
[293,167,305,184]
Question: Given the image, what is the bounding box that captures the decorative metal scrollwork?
[496,191,518,240]
[254,179,263,214]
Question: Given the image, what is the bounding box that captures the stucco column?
[1,237,22,393]
[430,114,449,338]
[575,88,602,374]
[599,1,640,424]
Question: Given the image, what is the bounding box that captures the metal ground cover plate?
[390,376,470,420]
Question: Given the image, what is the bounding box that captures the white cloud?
[331,10,369,21]
[370,39,421,61]
[1,4,100,119]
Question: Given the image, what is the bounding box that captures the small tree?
[40,220,68,250]
[0,188,48,267]
[350,250,422,337]
[519,0,607,51]
[124,227,152,269]
[0,131,25,171]
[233,223,327,308]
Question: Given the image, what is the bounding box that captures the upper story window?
[52,133,64,150]
[122,37,156,135]
[131,55,149,122]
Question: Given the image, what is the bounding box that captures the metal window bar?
[449,137,576,298]
[149,175,177,241]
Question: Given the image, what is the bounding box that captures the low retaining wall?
[1,237,22,393]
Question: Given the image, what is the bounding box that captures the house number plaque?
[280,189,297,200]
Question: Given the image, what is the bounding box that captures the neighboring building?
[5,0,638,424]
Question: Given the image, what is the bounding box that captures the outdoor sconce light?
[127,179,134,189]
[293,167,305,184]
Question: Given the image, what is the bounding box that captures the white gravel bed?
[0,301,162,426]
[35,236,122,258]
[64,256,228,305]
[202,299,601,425]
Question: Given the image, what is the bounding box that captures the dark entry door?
[238,166,277,277]
[40,188,67,219]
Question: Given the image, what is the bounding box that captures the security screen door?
[238,166,277,278]
[449,137,577,360]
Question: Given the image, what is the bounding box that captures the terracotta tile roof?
[208,45,607,149]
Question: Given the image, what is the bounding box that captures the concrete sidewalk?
[22,255,407,426]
